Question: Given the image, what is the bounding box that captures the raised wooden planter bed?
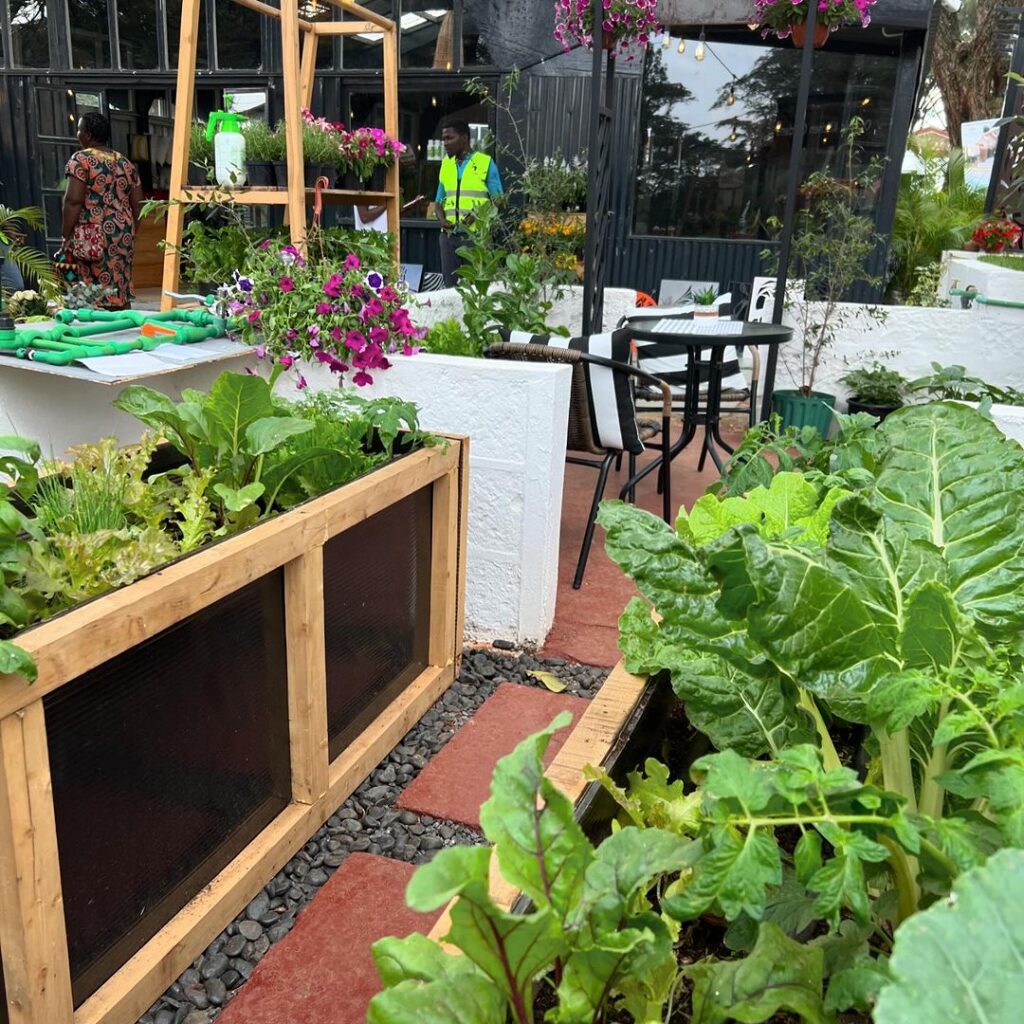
[0,439,468,1024]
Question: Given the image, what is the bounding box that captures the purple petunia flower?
[238,277,253,292]
[365,271,384,290]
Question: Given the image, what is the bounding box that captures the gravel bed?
[136,647,609,1024]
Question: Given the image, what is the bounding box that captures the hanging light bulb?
[661,33,670,49]
[695,30,706,61]
[774,120,782,134]
[729,128,737,142]
[431,96,437,107]
[726,82,736,106]
[825,122,834,133]
[860,96,872,107]
[676,38,686,54]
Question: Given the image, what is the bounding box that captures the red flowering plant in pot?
[553,0,661,58]
[340,127,405,190]
[751,0,877,46]
[216,232,422,390]
[971,215,1023,254]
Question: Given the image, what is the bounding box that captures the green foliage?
[6,290,49,320]
[839,362,909,406]
[0,205,57,298]
[519,150,587,212]
[240,119,277,163]
[370,716,694,1023]
[908,361,1024,406]
[904,261,946,307]
[693,286,719,306]
[301,118,340,164]
[421,318,483,358]
[189,121,213,166]
[874,848,1024,1023]
[977,252,1024,272]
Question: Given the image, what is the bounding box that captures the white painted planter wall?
[939,250,1024,310]
[292,354,572,647]
[410,286,637,339]
[770,300,1024,408]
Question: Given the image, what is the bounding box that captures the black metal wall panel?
[44,571,292,1005]
[323,484,432,761]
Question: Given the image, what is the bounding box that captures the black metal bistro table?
[626,319,794,474]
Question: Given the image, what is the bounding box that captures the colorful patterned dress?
[64,148,140,309]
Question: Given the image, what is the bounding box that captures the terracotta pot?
[791,21,829,47]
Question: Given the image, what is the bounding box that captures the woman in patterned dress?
[61,112,143,310]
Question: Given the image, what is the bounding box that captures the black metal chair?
[485,330,673,589]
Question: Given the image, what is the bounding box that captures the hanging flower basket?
[751,0,877,44]
[553,0,661,58]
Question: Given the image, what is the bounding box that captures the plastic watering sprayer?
[206,103,247,188]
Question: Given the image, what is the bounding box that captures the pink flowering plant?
[219,234,422,389]
[752,0,878,40]
[300,108,404,180]
[553,0,661,57]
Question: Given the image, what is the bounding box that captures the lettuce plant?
[598,402,1024,1012]
[369,714,694,1024]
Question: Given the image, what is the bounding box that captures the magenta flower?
[247,309,261,324]
[379,285,398,302]
[315,302,332,315]
[254,345,266,359]
[369,325,389,345]
[345,329,367,351]
[279,355,293,369]
[323,273,344,298]
[296,374,308,390]
[343,253,361,271]
[279,275,295,292]
[353,370,373,387]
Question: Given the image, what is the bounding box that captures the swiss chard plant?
[597,401,1024,1017]
[368,714,696,1024]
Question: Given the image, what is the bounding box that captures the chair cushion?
[503,328,644,454]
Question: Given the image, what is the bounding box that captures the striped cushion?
[502,328,644,454]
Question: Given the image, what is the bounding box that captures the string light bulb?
[825,122,834,133]
[726,82,736,106]
[695,29,706,61]
[774,120,782,133]
[729,128,737,142]
[661,33,670,49]
[431,96,437,107]
[676,38,686,54]
[860,96,872,107]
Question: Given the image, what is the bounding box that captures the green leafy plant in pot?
[188,121,214,185]
[769,117,887,435]
[840,360,908,420]
[240,119,276,187]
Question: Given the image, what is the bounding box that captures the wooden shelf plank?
[176,187,395,206]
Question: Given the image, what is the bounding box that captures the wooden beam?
[382,25,400,268]
[280,0,308,249]
[0,444,459,720]
[312,20,379,34]
[453,436,469,674]
[232,0,317,27]
[299,24,319,112]
[0,702,74,1024]
[160,0,202,310]
[428,466,459,669]
[73,663,454,1024]
[285,548,328,805]
[321,0,394,30]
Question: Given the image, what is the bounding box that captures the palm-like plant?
[887,147,985,301]
[0,205,57,298]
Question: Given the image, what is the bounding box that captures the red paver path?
[217,853,440,1024]
[541,422,742,667]
[397,682,589,829]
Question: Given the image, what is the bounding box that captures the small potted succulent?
[692,285,720,318]
[839,361,908,421]
[241,119,276,187]
[553,0,661,57]
[751,0,877,47]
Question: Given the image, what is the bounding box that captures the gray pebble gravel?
[135,648,607,1022]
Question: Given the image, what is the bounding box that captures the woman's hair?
[441,118,470,140]
[79,112,111,145]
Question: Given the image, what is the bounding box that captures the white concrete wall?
[985,403,1024,447]
[0,357,256,459]
[939,250,1024,309]
[771,301,1024,408]
[410,286,637,339]
[293,354,572,648]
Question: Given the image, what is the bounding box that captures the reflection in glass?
[9,0,49,68]
[401,2,455,69]
[167,0,210,69]
[118,0,159,68]
[461,0,493,67]
[68,0,112,68]
[215,0,262,69]
[348,87,489,219]
[344,0,391,69]
[634,36,898,240]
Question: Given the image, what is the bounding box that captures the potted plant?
[188,122,213,185]
[751,0,877,46]
[770,118,887,435]
[839,360,908,420]
[553,0,661,56]
[270,120,289,187]
[241,119,276,187]
[342,126,403,191]
[301,114,340,188]
[971,215,1023,254]
[692,285,719,318]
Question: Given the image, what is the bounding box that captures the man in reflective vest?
[435,117,503,286]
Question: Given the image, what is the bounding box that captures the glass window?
[167,0,210,69]
[461,0,493,67]
[118,0,159,68]
[215,0,262,69]
[66,0,111,68]
[343,0,390,69]
[634,34,898,240]
[8,0,49,68]
[348,85,491,219]
[401,2,454,69]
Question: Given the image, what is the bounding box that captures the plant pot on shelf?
[790,21,829,48]
[187,162,209,186]
[304,162,337,189]
[245,161,275,187]
[369,165,387,192]
[341,170,362,191]
[847,398,902,422]
[771,389,836,435]
[271,160,289,187]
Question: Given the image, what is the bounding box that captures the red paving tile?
[397,682,589,828]
[217,853,439,1024]
[541,423,742,667]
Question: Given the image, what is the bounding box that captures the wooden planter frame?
[160,0,401,311]
[0,439,468,1024]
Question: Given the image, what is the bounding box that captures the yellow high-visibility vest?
[439,152,493,222]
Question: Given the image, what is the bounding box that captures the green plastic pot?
[771,389,836,435]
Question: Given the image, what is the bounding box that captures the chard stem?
[919,700,951,821]
[798,691,841,772]
[880,836,920,924]
[877,727,917,815]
